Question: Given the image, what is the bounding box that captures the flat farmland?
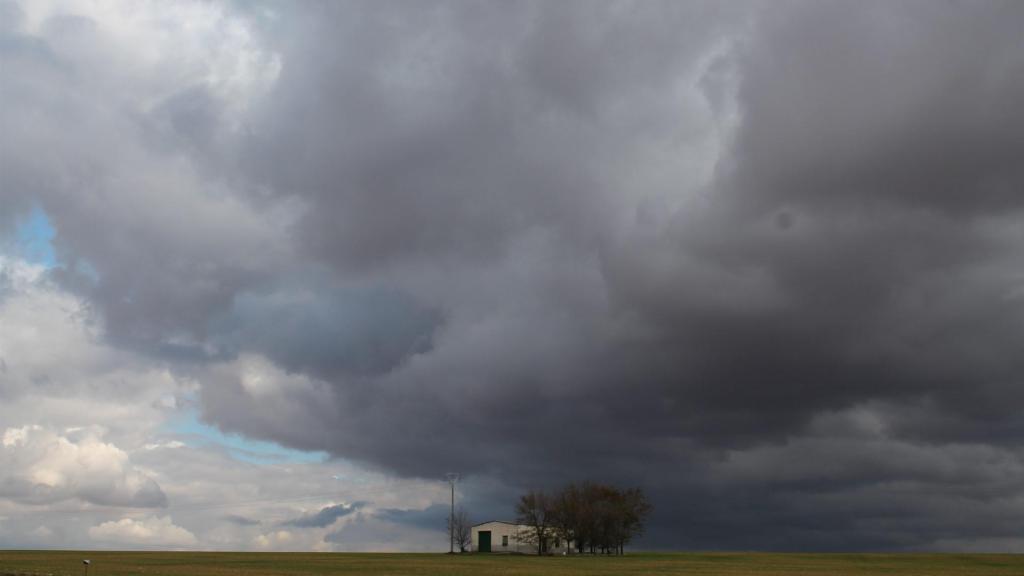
[2,551,1022,576]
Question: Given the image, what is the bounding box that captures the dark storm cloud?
[239,0,740,270]
[5,0,1024,551]
[729,0,1024,216]
[215,0,1024,551]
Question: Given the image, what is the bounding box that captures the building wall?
[471,522,532,554]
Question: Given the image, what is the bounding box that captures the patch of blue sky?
[14,205,56,267]
[166,408,329,465]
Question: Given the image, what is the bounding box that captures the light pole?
[445,472,459,553]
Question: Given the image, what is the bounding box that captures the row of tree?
[516,482,651,555]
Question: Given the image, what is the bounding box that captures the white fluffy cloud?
[89,516,197,547]
[13,0,281,124]
[0,425,166,507]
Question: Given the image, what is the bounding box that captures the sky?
[1,0,1024,552]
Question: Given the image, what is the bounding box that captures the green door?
[478,530,491,553]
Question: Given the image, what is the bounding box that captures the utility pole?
[446,472,459,554]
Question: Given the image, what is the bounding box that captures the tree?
[515,489,552,555]
[613,487,651,554]
[576,482,617,554]
[550,483,581,555]
[448,507,472,553]
[589,483,619,554]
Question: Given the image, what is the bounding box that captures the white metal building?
[470,521,570,554]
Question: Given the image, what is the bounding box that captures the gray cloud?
[375,504,450,532]
[4,0,1024,552]
[222,514,260,527]
[728,1,1024,216]
[282,502,364,529]
[207,277,440,379]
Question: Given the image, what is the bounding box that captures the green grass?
[2,551,1023,576]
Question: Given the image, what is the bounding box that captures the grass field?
[2,550,1023,576]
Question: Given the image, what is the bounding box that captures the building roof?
[471,520,521,528]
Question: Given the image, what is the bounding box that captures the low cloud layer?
[2,0,1024,551]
